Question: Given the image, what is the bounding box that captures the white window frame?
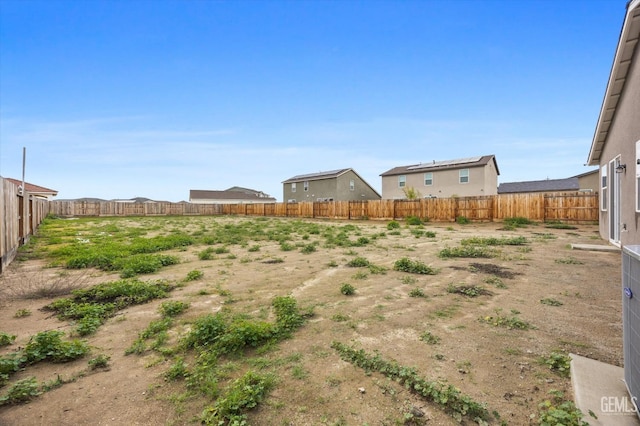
[291,182,296,193]
[459,169,469,184]
[398,175,406,188]
[350,179,355,191]
[636,140,640,212]
[601,165,607,211]
[424,172,433,186]
[304,181,309,192]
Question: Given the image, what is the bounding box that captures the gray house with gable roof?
[282,169,381,203]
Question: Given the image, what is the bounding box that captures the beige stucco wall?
[577,172,599,192]
[597,43,640,246]
[381,164,498,199]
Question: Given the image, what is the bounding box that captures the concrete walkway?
[571,354,639,425]
[571,244,620,252]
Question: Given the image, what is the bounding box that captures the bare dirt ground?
[0,218,623,426]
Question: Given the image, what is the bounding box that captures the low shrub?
[386,221,400,230]
[0,377,41,405]
[405,216,423,226]
[408,287,426,298]
[340,283,356,295]
[393,258,438,275]
[185,270,204,281]
[346,257,370,267]
[0,332,16,347]
[438,246,497,259]
[159,300,190,318]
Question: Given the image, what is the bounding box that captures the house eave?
[588,0,640,166]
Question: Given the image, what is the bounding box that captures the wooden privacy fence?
[48,192,598,223]
[0,177,51,273]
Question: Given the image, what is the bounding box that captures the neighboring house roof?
[282,168,351,183]
[224,186,273,198]
[55,197,108,202]
[497,178,579,194]
[5,178,58,196]
[380,155,499,177]
[572,169,599,179]
[189,190,277,202]
[588,0,640,165]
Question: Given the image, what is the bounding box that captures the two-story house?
[282,168,381,203]
[380,155,499,199]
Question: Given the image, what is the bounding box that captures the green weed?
[340,283,356,296]
[184,270,204,282]
[331,342,491,423]
[0,332,16,347]
[0,377,41,405]
[541,352,571,377]
[393,258,438,275]
[479,309,532,330]
[408,287,426,298]
[419,331,440,345]
[540,298,563,306]
[439,245,497,259]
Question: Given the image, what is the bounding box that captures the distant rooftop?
[498,178,580,194]
[282,168,351,183]
[380,155,499,176]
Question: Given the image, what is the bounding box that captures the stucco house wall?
[588,0,640,246]
[282,169,381,202]
[575,170,599,192]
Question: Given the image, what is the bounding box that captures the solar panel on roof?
[407,156,482,171]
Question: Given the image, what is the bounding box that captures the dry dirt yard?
[0,216,623,426]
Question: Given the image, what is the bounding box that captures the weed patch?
[45,278,173,335]
[331,342,491,423]
[537,390,591,426]
[541,352,571,377]
[419,331,440,345]
[479,309,532,330]
[461,236,527,246]
[340,283,356,296]
[408,287,426,298]
[0,332,16,347]
[447,284,491,297]
[439,246,497,259]
[540,298,563,306]
[393,258,438,275]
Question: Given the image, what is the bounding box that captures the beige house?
[587,0,640,247]
[574,169,599,192]
[282,169,381,203]
[380,155,499,199]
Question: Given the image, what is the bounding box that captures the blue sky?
[0,0,626,201]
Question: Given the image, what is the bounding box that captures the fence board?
[45,193,599,224]
[1,177,50,273]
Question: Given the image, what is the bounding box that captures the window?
[601,165,607,211]
[459,169,469,184]
[350,179,355,191]
[304,181,309,191]
[424,172,433,186]
[291,182,296,193]
[636,141,640,212]
[398,175,406,188]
